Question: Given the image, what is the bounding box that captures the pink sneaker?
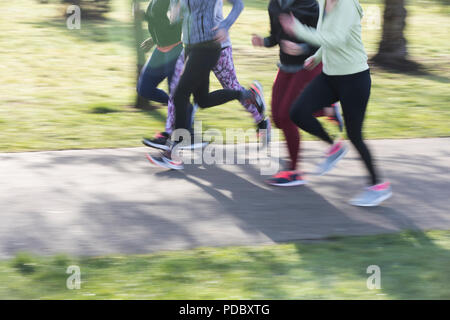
[266,171,307,187]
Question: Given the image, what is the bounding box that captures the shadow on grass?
[415,71,450,84]
[292,228,450,299]
[369,60,450,84]
[84,100,168,123]
[90,106,120,114]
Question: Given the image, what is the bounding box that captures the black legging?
[290,69,379,185]
[173,41,242,131]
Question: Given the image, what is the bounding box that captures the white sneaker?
[316,140,348,176]
[349,182,393,207]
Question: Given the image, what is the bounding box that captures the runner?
[252,0,344,187]
[146,0,267,169]
[136,0,183,105]
[279,0,392,206]
[143,0,270,151]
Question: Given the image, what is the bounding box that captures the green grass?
[0,0,448,152]
[1,230,449,299]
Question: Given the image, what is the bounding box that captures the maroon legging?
[271,63,325,171]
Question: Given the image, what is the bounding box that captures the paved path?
[0,138,449,259]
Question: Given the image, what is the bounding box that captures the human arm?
[279,2,357,49]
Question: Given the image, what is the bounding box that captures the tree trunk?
[378,0,408,59]
[132,0,152,110]
[372,0,420,71]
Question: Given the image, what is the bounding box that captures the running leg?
[289,73,338,145]
[272,70,300,171]
[212,47,264,123]
[166,51,185,133]
[336,70,379,185]
[137,49,171,103]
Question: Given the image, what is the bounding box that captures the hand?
[304,56,316,71]
[252,34,264,47]
[140,38,155,52]
[213,27,228,43]
[279,12,301,38]
[280,40,304,56]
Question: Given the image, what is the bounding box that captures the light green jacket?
[293,0,369,75]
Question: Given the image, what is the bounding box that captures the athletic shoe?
[249,80,267,116]
[266,170,307,187]
[178,132,209,150]
[257,118,272,148]
[349,182,393,207]
[142,132,171,151]
[316,140,348,176]
[327,102,344,132]
[146,149,184,170]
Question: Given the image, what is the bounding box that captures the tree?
[61,0,112,20]
[372,0,420,72]
[132,0,152,109]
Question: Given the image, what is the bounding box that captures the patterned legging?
[165,46,263,133]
